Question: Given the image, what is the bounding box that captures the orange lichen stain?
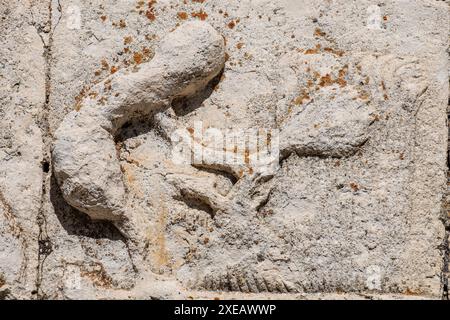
[80,263,113,288]
[136,0,145,8]
[146,10,156,21]
[304,44,321,55]
[350,182,359,192]
[294,89,311,105]
[123,36,133,45]
[191,10,208,20]
[110,66,118,74]
[314,27,326,37]
[119,19,127,28]
[336,78,347,88]
[244,148,250,165]
[177,11,188,20]
[312,71,321,80]
[404,288,421,296]
[319,74,334,87]
[133,52,143,64]
[88,91,98,99]
[323,47,344,57]
[187,127,194,135]
[101,59,109,70]
[336,65,348,87]
[74,86,91,111]
[142,46,152,59]
[338,67,347,78]
[227,21,236,29]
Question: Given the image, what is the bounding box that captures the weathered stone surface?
[1,0,449,299]
[52,21,225,223]
[0,0,48,299]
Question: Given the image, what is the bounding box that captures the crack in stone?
[34,0,57,300]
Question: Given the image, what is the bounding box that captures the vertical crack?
[34,0,59,300]
[442,87,450,300]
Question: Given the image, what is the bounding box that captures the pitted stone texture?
[2,0,446,299]
[0,0,47,299]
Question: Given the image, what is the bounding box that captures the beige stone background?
[0,0,449,300]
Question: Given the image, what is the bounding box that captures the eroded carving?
[52,21,226,222]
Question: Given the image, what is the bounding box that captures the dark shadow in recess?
[171,69,224,117]
[50,173,124,241]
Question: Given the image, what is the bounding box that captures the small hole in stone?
[42,161,50,173]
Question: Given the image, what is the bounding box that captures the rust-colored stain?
[323,47,344,57]
[100,15,107,22]
[227,21,236,29]
[319,74,333,87]
[101,59,109,70]
[123,36,133,45]
[146,10,156,21]
[133,52,143,64]
[294,89,311,105]
[350,182,359,192]
[110,66,118,74]
[80,263,113,288]
[236,42,244,49]
[191,10,208,21]
[304,44,321,55]
[177,11,188,20]
[88,91,98,99]
[314,27,326,37]
[74,85,90,111]
[244,148,250,165]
